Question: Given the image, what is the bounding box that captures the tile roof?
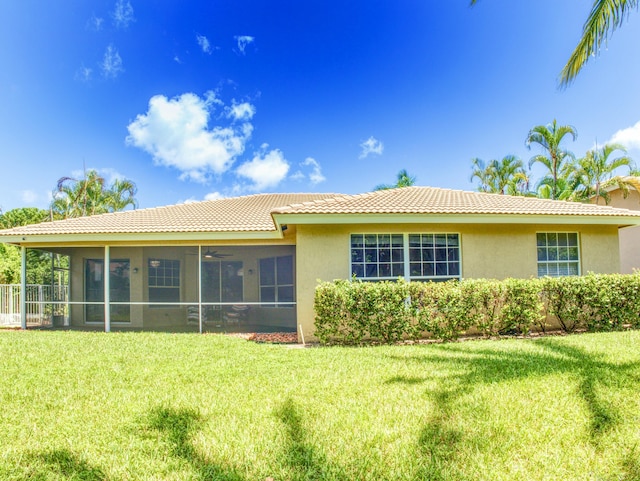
[1,187,639,239]
[0,193,339,236]
[272,186,640,217]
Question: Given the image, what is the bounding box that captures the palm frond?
[560,0,638,87]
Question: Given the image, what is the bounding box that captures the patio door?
[85,259,131,323]
[201,261,243,321]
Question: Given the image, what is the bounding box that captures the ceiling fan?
[202,249,232,259]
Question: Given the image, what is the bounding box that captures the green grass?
[1,331,640,480]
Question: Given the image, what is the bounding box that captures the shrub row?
[314,274,640,345]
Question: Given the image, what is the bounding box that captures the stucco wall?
[295,223,620,340]
[598,189,640,273]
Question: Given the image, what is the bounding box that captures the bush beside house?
[314,274,640,345]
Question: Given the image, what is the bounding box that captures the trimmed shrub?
[314,273,640,345]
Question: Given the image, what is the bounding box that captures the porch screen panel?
[259,255,294,306]
[85,259,130,322]
[148,258,180,304]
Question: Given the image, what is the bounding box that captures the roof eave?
[0,229,284,247]
[272,212,640,226]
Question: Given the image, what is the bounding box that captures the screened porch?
[21,244,297,333]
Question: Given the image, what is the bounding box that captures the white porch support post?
[104,245,111,333]
[20,246,27,330]
[198,244,203,334]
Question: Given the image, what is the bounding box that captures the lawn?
[1,331,639,481]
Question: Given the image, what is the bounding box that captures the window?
[148,258,180,304]
[408,234,460,280]
[537,232,580,277]
[350,233,461,281]
[350,234,405,280]
[260,255,294,306]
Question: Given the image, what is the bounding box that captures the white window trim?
[349,233,462,282]
[259,255,295,307]
[536,231,581,277]
[148,258,182,306]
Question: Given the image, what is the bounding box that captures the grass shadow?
[275,398,349,481]
[146,406,245,481]
[386,336,640,476]
[20,449,110,480]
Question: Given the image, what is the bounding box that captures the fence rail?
[0,284,69,328]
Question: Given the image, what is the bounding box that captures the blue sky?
[1,1,640,211]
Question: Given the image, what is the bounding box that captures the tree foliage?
[374,169,417,191]
[0,207,54,284]
[50,170,137,219]
[470,0,639,86]
[570,143,634,203]
[526,120,578,200]
[470,155,529,195]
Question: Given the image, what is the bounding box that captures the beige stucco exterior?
[595,189,640,273]
[294,222,620,340]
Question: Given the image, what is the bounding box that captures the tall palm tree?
[470,0,639,86]
[570,143,634,204]
[470,155,528,195]
[526,120,578,200]
[560,0,639,86]
[374,169,417,191]
[50,169,138,219]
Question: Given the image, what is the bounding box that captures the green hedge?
[314,274,640,345]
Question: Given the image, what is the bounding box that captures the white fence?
[0,284,69,328]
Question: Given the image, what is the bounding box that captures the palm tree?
[50,169,138,219]
[470,155,528,195]
[526,120,578,200]
[470,0,639,86]
[570,143,634,203]
[560,0,639,86]
[106,178,138,212]
[374,169,417,191]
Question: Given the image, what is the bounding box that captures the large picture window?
[350,233,460,281]
[148,258,180,304]
[260,255,294,306]
[537,232,580,277]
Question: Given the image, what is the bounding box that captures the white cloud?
[196,34,211,54]
[21,190,38,204]
[204,191,225,201]
[87,14,104,31]
[75,65,92,82]
[359,136,384,159]
[173,55,182,64]
[101,44,123,78]
[235,35,255,54]
[227,102,255,121]
[608,120,640,150]
[126,92,254,182]
[236,146,289,191]
[112,0,135,28]
[303,157,326,184]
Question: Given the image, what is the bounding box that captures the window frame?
[536,232,581,277]
[147,258,181,306]
[259,254,295,307]
[350,233,462,282]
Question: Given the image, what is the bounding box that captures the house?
[2,186,640,340]
[591,176,640,274]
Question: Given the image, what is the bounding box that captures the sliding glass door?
[85,259,131,323]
